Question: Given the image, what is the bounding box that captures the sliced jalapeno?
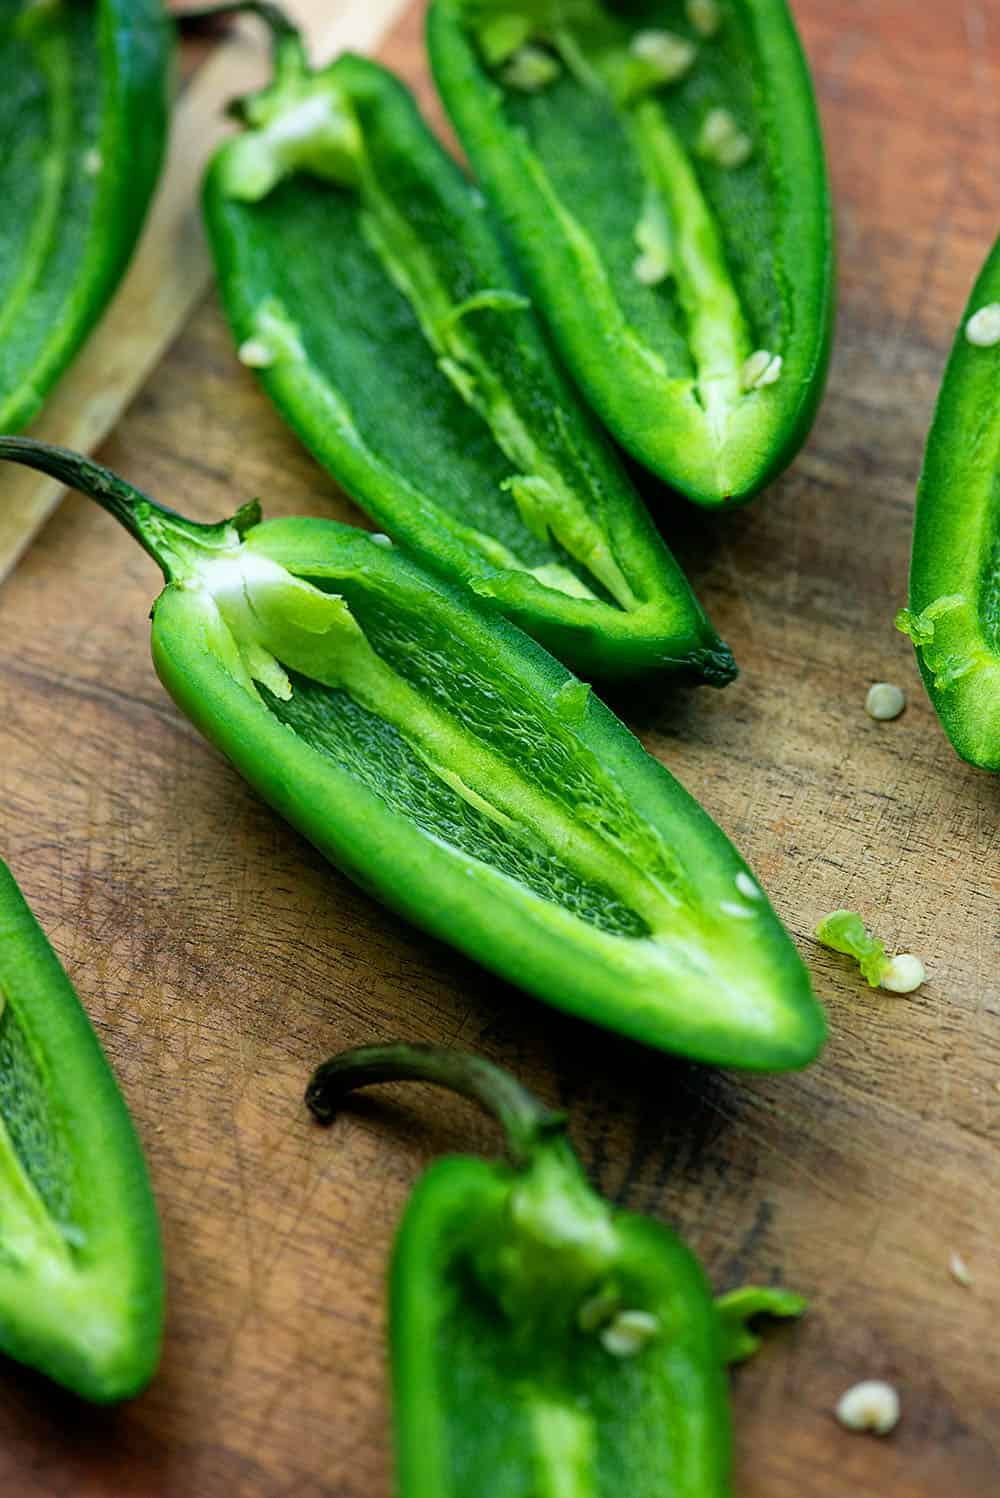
[0,439,824,1069]
[0,859,163,1402]
[196,10,734,683]
[895,237,1000,771]
[0,0,171,433]
[427,0,834,506]
[306,1042,806,1495]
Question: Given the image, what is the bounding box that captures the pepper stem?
[175,0,308,83]
[305,1042,567,1168]
[0,436,200,580]
[175,1,298,47]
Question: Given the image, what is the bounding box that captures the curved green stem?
[305,1042,566,1167]
[0,436,186,575]
[175,0,299,48]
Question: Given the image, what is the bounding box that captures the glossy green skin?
[905,238,1000,771]
[427,0,834,506]
[391,1156,732,1496]
[0,860,163,1402]
[0,0,171,432]
[150,514,824,1070]
[203,53,735,683]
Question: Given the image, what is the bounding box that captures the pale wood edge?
[0,0,413,583]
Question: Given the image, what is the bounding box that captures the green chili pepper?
[306,1041,807,1495]
[895,237,1000,771]
[0,437,824,1070]
[427,0,834,507]
[0,858,163,1401]
[0,0,171,433]
[193,9,734,683]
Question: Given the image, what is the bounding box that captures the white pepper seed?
[699,108,753,168]
[720,900,755,919]
[237,338,276,369]
[865,682,906,720]
[600,1310,660,1358]
[742,349,782,390]
[630,30,697,83]
[880,954,926,994]
[965,304,1000,347]
[835,1380,900,1435]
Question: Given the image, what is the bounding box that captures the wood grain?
[0,2,997,1494]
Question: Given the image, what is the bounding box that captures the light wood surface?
[0,2,997,1494]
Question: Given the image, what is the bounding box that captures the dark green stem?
[174,1,299,46]
[306,1043,567,1168]
[0,436,185,579]
[175,0,308,86]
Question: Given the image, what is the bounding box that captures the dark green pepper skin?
[306,1044,805,1496]
[896,237,1000,771]
[0,859,164,1402]
[0,439,825,1071]
[427,0,834,507]
[202,31,735,683]
[0,0,172,432]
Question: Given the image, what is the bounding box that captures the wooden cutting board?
[0,2,996,1494]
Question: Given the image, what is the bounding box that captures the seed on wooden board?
[866,682,906,720]
[880,954,926,994]
[835,1380,900,1435]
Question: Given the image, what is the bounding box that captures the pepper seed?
[880,954,926,994]
[965,304,1000,347]
[865,682,906,720]
[698,108,753,168]
[630,30,697,83]
[835,1380,900,1435]
[742,349,782,390]
[238,338,276,369]
[600,1310,660,1358]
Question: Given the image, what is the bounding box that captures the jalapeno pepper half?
[0,859,163,1401]
[0,438,824,1069]
[895,237,1000,771]
[428,0,834,507]
[196,7,734,683]
[306,1042,806,1496]
[0,0,172,433]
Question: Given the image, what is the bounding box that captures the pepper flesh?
[895,235,1000,771]
[306,1043,805,1495]
[201,18,734,682]
[0,859,163,1402]
[0,438,825,1070]
[427,0,834,506]
[0,0,171,432]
